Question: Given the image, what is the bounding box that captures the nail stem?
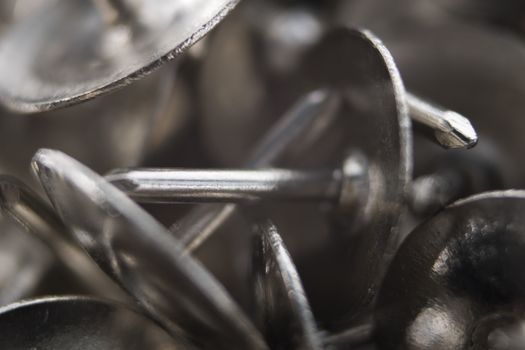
[107,168,342,204]
[407,93,478,149]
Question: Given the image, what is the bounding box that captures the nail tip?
[440,111,478,149]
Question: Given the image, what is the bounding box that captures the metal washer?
[376,190,525,349]
[278,27,413,326]
[0,0,239,112]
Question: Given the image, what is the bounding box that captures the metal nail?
[32,149,269,350]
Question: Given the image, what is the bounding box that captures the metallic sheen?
[170,89,342,250]
[32,149,268,350]
[407,93,478,149]
[0,296,184,349]
[252,220,323,350]
[0,0,240,112]
[376,190,525,349]
[0,175,127,300]
[107,168,342,204]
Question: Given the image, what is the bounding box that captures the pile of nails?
[0,0,523,349]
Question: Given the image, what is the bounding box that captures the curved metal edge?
[331,27,413,280]
[253,220,324,350]
[1,1,241,113]
[321,27,413,227]
[449,189,525,208]
[374,188,525,349]
[0,295,132,315]
[357,27,413,195]
[0,294,191,346]
[31,148,268,350]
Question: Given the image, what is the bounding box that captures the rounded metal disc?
[293,27,412,326]
[252,220,323,350]
[375,190,525,349]
[32,149,268,350]
[202,22,411,327]
[0,0,240,112]
[0,296,182,349]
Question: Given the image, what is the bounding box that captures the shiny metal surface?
[0,296,184,349]
[158,89,342,306]
[252,220,323,350]
[170,89,342,251]
[337,1,525,221]
[299,27,411,323]
[107,168,342,204]
[111,31,481,315]
[108,150,493,224]
[0,2,519,348]
[106,154,374,224]
[0,0,240,112]
[0,175,126,300]
[200,7,475,168]
[340,1,525,189]
[375,190,525,349]
[407,93,477,149]
[106,26,413,332]
[395,23,525,189]
[135,27,413,329]
[32,149,268,349]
